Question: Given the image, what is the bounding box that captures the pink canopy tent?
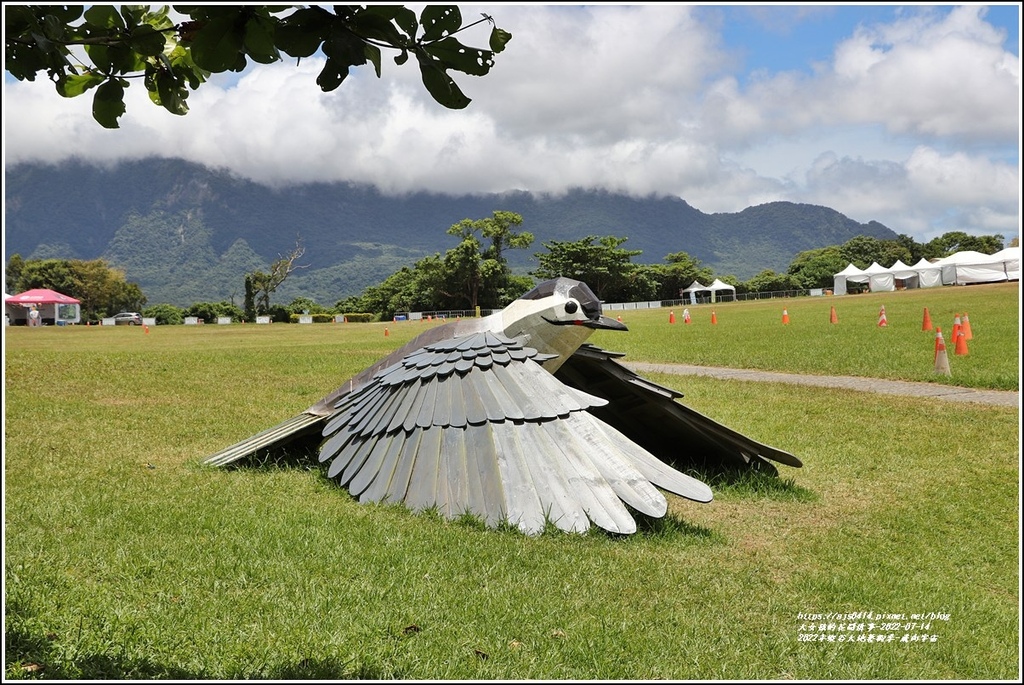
[5,288,81,325]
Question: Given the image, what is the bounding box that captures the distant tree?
[248,240,307,315]
[338,261,440,319]
[243,274,256,323]
[443,210,533,310]
[185,301,244,322]
[925,231,1005,257]
[649,250,714,301]
[4,5,511,128]
[744,269,801,294]
[838,236,912,270]
[533,235,647,302]
[13,257,146,320]
[286,297,329,315]
[894,233,926,263]
[143,303,184,325]
[787,246,848,290]
[6,254,25,293]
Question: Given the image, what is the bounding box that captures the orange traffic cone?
[669,310,675,324]
[954,327,969,356]
[683,308,691,324]
[384,327,390,337]
[933,328,951,376]
[951,313,962,345]
[922,307,933,331]
[782,308,790,325]
[711,311,718,325]
[616,315,622,323]
[144,324,149,334]
[829,306,838,324]
[962,312,973,340]
[877,305,888,327]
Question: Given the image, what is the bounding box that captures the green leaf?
[316,58,349,92]
[85,43,113,72]
[188,15,245,72]
[420,6,462,42]
[275,7,329,58]
[347,10,406,46]
[243,14,281,64]
[130,24,167,57]
[391,6,419,38]
[120,5,149,27]
[93,79,126,129]
[489,27,512,53]
[322,26,367,67]
[424,37,493,76]
[364,43,382,78]
[154,69,189,116]
[58,72,105,98]
[416,53,470,109]
[83,5,126,30]
[108,42,147,74]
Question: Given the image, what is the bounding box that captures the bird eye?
[564,301,578,314]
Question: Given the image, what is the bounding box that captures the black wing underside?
[554,344,802,474]
[317,331,712,535]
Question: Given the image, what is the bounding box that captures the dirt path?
[625,362,1020,408]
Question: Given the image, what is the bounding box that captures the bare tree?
[249,239,308,315]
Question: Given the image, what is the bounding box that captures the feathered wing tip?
[316,330,713,535]
[202,413,325,468]
[555,344,802,471]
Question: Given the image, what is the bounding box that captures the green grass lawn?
[4,283,1020,679]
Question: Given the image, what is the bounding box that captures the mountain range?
[3,157,898,307]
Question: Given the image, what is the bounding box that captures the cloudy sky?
[3,3,1021,244]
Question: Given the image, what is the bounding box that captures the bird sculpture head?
[497,277,626,373]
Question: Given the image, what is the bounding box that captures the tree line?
[6,211,1010,325]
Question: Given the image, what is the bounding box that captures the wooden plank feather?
[491,421,546,535]
[384,430,420,504]
[466,423,507,527]
[584,415,714,503]
[518,423,592,533]
[463,367,505,422]
[442,426,469,519]
[447,371,468,428]
[489,362,545,420]
[353,431,405,500]
[555,408,669,516]
[414,377,439,428]
[536,418,636,534]
[344,432,394,493]
[387,379,424,433]
[404,425,443,512]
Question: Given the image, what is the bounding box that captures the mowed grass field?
[3,282,1020,680]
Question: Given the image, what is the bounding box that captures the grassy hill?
[4,158,898,306]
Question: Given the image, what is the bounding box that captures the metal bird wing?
[316,330,713,535]
[555,343,803,474]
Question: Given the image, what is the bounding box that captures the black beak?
[585,315,628,331]
[543,315,628,331]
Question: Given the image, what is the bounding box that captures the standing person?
[28,306,40,327]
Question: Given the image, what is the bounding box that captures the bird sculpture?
[204,277,801,535]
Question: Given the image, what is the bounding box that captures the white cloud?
[2,4,1019,244]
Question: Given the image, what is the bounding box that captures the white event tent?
[680,280,709,304]
[932,247,1020,285]
[707,278,737,302]
[833,248,1019,294]
[863,262,895,292]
